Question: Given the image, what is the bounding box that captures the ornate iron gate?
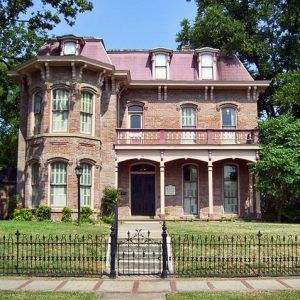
[117,229,162,275]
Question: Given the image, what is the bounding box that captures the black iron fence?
[168,231,300,277]
[0,230,108,277]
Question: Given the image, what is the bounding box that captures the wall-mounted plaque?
[165,185,176,196]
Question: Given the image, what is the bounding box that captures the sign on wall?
[165,185,176,196]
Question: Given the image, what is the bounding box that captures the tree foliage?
[179,0,300,117]
[0,0,93,170]
[251,115,300,221]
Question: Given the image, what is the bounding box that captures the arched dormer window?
[52,89,69,132]
[150,48,172,80]
[195,48,218,80]
[201,54,213,79]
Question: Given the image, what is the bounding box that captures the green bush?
[101,186,120,216]
[13,208,33,221]
[62,207,72,222]
[35,204,51,221]
[101,215,114,224]
[81,206,93,223]
[8,195,23,219]
[282,203,300,223]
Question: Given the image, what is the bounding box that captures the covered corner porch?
[114,149,261,220]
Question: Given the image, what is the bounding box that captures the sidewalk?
[0,277,300,299]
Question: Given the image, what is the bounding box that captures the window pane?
[183,165,198,215]
[80,164,91,185]
[80,113,92,134]
[80,186,91,206]
[155,66,167,79]
[130,115,142,128]
[53,90,69,110]
[202,54,213,66]
[34,92,42,113]
[128,105,143,112]
[32,163,40,207]
[182,107,196,127]
[53,111,68,131]
[156,54,167,66]
[202,67,213,79]
[224,165,238,213]
[51,162,67,206]
[81,92,92,113]
[51,186,67,206]
[222,108,236,127]
[64,42,76,55]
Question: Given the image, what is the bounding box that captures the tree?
[251,115,300,222]
[0,0,93,170]
[179,0,300,117]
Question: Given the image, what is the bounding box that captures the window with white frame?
[52,89,69,132]
[31,163,40,207]
[222,107,236,129]
[183,165,198,214]
[182,107,196,128]
[128,105,143,129]
[80,92,93,134]
[33,91,42,134]
[64,41,77,55]
[50,162,67,206]
[224,165,238,213]
[201,54,213,79]
[80,163,92,206]
[155,54,168,79]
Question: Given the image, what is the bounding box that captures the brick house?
[10,35,270,220]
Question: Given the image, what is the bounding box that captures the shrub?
[35,204,51,221]
[8,195,23,219]
[101,186,120,216]
[101,215,114,224]
[13,208,33,221]
[62,207,72,222]
[81,206,93,223]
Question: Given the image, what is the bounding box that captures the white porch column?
[255,176,261,218]
[160,152,165,218]
[208,161,214,216]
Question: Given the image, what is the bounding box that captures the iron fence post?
[161,221,168,278]
[110,223,117,278]
[15,230,20,275]
[257,230,262,276]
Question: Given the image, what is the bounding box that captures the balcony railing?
[115,128,259,145]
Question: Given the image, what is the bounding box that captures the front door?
[131,174,155,216]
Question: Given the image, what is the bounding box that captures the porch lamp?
[75,164,83,226]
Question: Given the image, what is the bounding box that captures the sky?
[49,0,197,50]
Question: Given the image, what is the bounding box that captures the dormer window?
[201,54,213,79]
[150,48,172,80]
[195,47,218,80]
[63,41,77,55]
[155,54,168,79]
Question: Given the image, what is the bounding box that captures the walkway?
[0,277,299,299]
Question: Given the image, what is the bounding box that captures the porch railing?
[115,128,259,145]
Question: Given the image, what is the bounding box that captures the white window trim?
[220,106,238,129]
[80,91,95,135]
[30,91,42,136]
[152,53,170,80]
[51,89,70,133]
[198,53,217,80]
[180,106,197,128]
[62,40,78,56]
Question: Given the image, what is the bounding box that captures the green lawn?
[166,220,300,236]
[0,291,98,300]
[0,220,110,237]
[166,291,300,300]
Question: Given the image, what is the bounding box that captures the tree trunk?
[277,183,287,222]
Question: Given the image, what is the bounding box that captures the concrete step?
[117,268,162,275]
[117,252,161,260]
[118,244,161,252]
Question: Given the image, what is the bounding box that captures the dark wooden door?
[131,174,155,216]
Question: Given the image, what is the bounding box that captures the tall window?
[80,163,92,206]
[52,89,69,132]
[221,107,237,144]
[183,165,198,214]
[182,107,196,143]
[155,54,167,79]
[128,105,143,129]
[80,92,93,134]
[31,163,40,207]
[201,54,213,79]
[33,91,42,134]
[50,162,67,206]
[224,165,238,213]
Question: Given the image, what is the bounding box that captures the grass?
[0,220,110,237]
[166,220,300,236]
[0,291,98,300]
[166,291,300,300]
